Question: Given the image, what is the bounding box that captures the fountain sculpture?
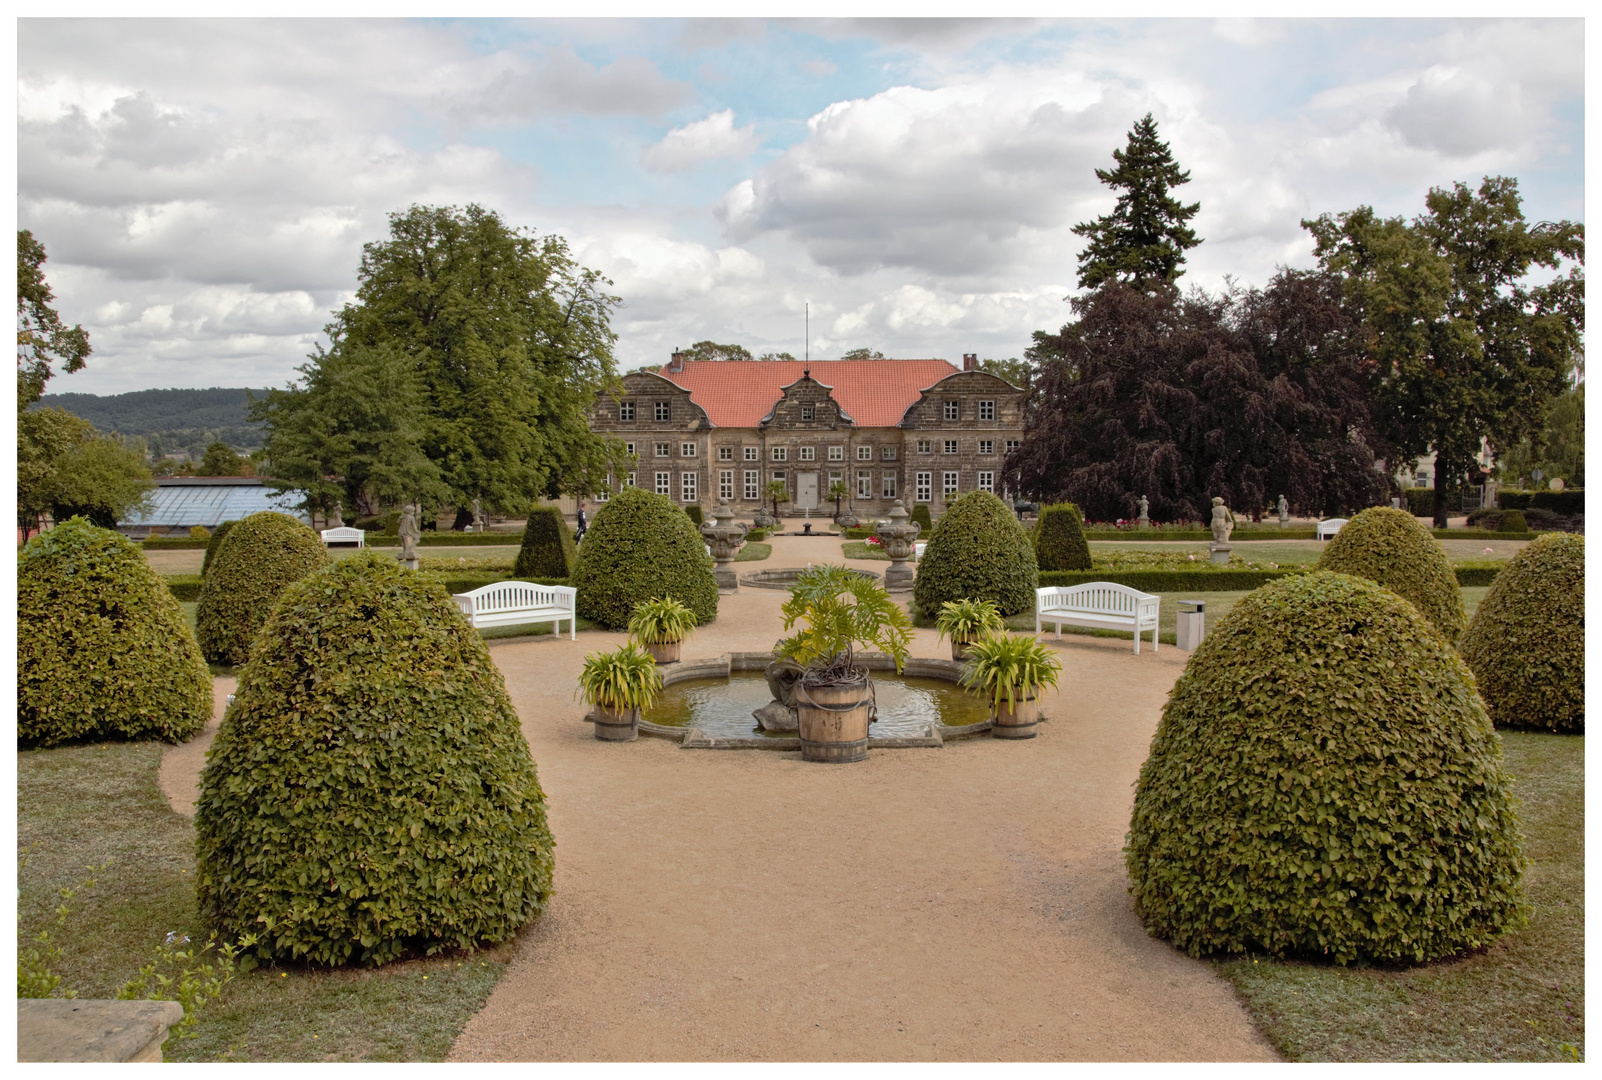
[877,500,922,592]
[700,499,750,590]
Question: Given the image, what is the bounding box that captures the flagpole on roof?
[805,303,808,364]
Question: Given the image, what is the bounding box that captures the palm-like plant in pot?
[960,633,1062,739]
[777,564,914,763]
[934,597,1005,660]
[576,642,664,741]
[627,596,697,664]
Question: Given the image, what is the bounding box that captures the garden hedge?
[139,537,211,549]
[18,518,211,747]
[685,504,704,525]
[913,490,1038,617]
[1460,533,1584,734]
[1126,571,1527,964]
[1498,488,1583,515]
[1497,509,1528,533]
[1034,503,1092,571]
[512,505,576,579]
[570,486,718,630]
[362,532,521,546]
[1316,506,1465,640]
[910,503,933,535]
[195,553,555,966]
[196,511,329,665]
[200,519,237,577]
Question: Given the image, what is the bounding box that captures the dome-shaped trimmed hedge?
[511,505,575,579]
[194,553,555,966]
[1460,532,1583,733]
[18,518,211,747]
[570,486,717,630]
[1316,506,1465,640]
[196,511,328,665]
[1034,502,1091,571]
[1126,571,1527,965]
[913,491,1039,617]
[200,519,236,577]
[910,503,933,535]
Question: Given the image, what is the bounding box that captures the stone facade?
[586,355,1027,520]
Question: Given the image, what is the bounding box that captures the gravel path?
[161,533,1274,1061]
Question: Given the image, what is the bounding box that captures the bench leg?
[1133,625,1140,654]
[569,615,575,641]
[1152,624,1158,652]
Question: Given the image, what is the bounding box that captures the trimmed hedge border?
[1080,528,1545,542]
[1037,566,1500,592]
[140,537,211,549]
[171,571,566,602]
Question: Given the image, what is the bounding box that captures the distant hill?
[35,387,272,457]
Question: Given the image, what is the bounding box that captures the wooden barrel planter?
[645,640,681,664]
[950,639,974,661]
[592,705,640,741]
[991,692,1039,739]
[796,678,873,763]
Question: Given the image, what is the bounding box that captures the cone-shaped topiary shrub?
[196,511,328,665]
[1316,506,1465,640]
[511,505,575,579]
[1460,532,1583,733]
[913,491,1039,617]
[1126,571,1527,965]
[18,518,211,747]
[195,553,555,966]
[570,486,718,630]
[1497,509,1528,533]
[910,503,933,535]
[1034,502,1092,571]
[200,519,236,577]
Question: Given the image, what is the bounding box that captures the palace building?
[586,350,1027,518]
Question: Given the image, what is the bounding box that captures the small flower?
[1483,547,1494,553]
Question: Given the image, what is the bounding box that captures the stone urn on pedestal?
[835,503,860,531]
[751,504,776,531]
[877,500,922,592]
[700,499,749,590]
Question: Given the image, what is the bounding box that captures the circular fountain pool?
[643,670,990,740]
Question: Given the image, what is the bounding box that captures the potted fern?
[576,642,663,741]
[960,633,1062,739]
[777,564,914,763]
[627,596,697,664]
[934,597,1005,660]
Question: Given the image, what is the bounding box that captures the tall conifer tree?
[1072,114,1201,291]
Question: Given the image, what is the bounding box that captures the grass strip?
[1217,731,1584,1062]
[733,542,772,562]
[17,740,513,1062]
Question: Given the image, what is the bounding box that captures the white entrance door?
[797,471,819,510]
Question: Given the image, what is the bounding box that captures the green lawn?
[17,741,511,1062]
[842,540,890,561]
[733,541,772,562]
[1091,539,1526,566]
[1219,731,1584,1062]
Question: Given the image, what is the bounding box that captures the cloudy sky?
[18,16,1585,397]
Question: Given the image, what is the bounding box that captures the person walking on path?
[575,501,588,544]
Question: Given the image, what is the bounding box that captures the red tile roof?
[657,358,960,428]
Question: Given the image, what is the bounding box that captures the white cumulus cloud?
[641,109,763,173]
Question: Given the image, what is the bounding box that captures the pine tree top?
[1071,113,1202,292]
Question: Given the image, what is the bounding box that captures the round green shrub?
[685,504,704,525]
[1126,571,1527,965]
[1460,532,1583,733]
[511,505,575,579]
[18,518,211,748]
[200,519,236,577]
[910,503,933,535]
[1497,509,1528,533]
[570,486,718,630]
[196,511,328,665]
[913,491,1038,617]
[1034,502,1091,571]
[1316,506,1465,640]
[194,553,555,966]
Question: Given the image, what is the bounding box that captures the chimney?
[963,353,977,371]
[669,348,685,373]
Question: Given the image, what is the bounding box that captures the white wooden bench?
[321,526,365,548]
[1035,582,1160,654]
[452,581,577,639]
[1316,518,1348,540]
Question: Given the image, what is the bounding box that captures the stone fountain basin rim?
[589,650,1004,749]
[739,566,881,590]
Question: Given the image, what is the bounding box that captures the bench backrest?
[321,527,364,543]
[1317,518,1348,538]
[1037,582,1156,614]
[458,581,576,613]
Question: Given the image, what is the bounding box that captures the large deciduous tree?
[1304,176,1584,525]
[18,408,154,535]
[1009,273,1391,523]
[256,203,631,517]
[17,231,91,407]
[1071,114,1201,292]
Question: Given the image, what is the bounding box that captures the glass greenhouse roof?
[122,479,308,528]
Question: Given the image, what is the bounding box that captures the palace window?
[682,472,697,502]
[943,471,959,497]
[625,472,636,488]
[882,473,897,499]
[718,446,734,462]
[744,470,760,500]
[681,442,696,458]
[881,446,897,461]
[943,440,958,455]
[827,445,844,461]
[771,446,787,462]
[744,446,759,461]
[801,405,815,421]
[1006,440,1020,454]
[654,442,670,458]
[978,400,995,421]
[619,401,635,421]
[944,401,960,421]
[857,471,873,499]
[625,442,635,457]
[771,472,787,495]
[978,471,994,493]
[979,440,994,455]
[655,471,671,495]
[799,446,816,461]
[654,401,670,422]
[719,470,734,500]
[917,439,932,454]
[915,472,932,503]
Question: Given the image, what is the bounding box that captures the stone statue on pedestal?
[1208,497,1235,565]
[329,501,345,529]
[1138,494,1149,527]
[397,504,420,569]
[471,498,485,532]
[1277,494,1289,527]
